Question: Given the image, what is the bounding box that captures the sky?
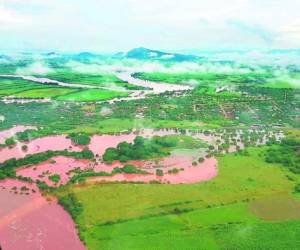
[0,0,300,52]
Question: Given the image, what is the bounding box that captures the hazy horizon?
[1,0,300,52]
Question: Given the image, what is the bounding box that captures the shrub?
[295,184,300,193]
[198,157,205,163]
[5,137,16,146]
[156,169,164,176]
[48,174,61,184]
[68,133,91,145]
[21,145,28,152]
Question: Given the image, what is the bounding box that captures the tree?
[5,137,16,146]
[69,133,91,145]
[103,148,119,163]
[156,169,164,176]
[134,136,145,147]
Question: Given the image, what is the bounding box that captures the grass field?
[65,118,216,135]
[55,89,129,102]
[133,72,274,86]
[46,71,147,90]
[0,77,49,96]
[13,87,78,98]
[55,147,300,249]
[250,195,300,221]
[0,77,129,102]
[262,80,300,89]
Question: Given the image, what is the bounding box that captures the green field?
[56,89,129,102]
[0,77,49,96]
[133,72,274,86]
[0,77,129,102]
[66,119,209,135]
[13,87,78,98]
[55,147,300,249]
[46,71,148,90]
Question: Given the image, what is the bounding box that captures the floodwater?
[16,156,91,186]
[0,179,85,250]
[0,72,192,104]
[0,74,124,91]
[116,72,192,94]
[0,126,283,249]
[89,134,136,156]
[0,135,82,163]
[88,157,217,184]
[0,126,36,144]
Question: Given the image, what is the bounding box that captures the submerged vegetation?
[68,133,91,145]
[0,149,94,180]
[103,135,206,163]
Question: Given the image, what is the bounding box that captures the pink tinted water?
[0,126,36,144]
[89,157,217,184]
[0,135,82,163]
[89,134,136,156]
[0,179,85,250]
[16,156,91,186]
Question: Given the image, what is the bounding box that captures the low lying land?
[0,51,299,250]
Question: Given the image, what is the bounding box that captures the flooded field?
[0,135,82,163]
[0,125,285,249]
[88,157,217,184]
[0,125,37,144]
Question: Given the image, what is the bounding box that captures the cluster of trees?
[265,138,300,173]
[48,174,61,184]
[68,133,91,145]
[112,165,147,174]
[103,136,175,163]
[36,180,53,191]
[5,137,16,146]
[69,165,147,184]
[69,170,111,184]
[16,129,40,142]
[58,193,83,221]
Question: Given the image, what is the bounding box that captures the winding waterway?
[0,72,192,104]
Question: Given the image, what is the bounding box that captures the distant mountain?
[268,49,300,54]
[121,47,201,61]
[71,52,105,61]
[0,54,12,61]
[45,52,57,56]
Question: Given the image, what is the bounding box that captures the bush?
[5,137,16,146]
[295,184,300,193]
[168,168,180,174]
[48,174,61,184]
[156,169,164,176]
[58,193,83,220]
[68,133,91,145]
[21,145,28,152]
[264,138,300,173]
[198,157,205,163]
[112,165,147,175]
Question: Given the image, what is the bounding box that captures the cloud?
[16,61,54,75]
[227,20,277,44]
[0,5,31,26]
[65,59,254,75]
[1,0,300,51]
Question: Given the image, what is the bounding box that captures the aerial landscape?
[0,0,300,249]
